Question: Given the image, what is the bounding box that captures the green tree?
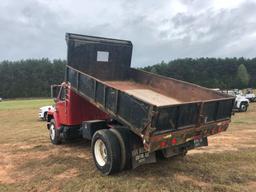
[236,64,250,88]
[0,59,66,98]
[143,58,256,89]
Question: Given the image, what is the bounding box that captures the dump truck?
[47,33,235,175]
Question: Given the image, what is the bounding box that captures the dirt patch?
[0,149,45,184]
[56,168,79,180]
[0,150,16,184]
[246,181,256,191]
[0,165,15,184]
[175,174,210,188]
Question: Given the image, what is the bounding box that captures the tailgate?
[154,98,234,133]
[145,98,234,152]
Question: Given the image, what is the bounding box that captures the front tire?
[43,112,48,121]
[49,119,61,145]
[92,129,121,175]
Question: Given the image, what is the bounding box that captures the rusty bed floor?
[105,81,181,106]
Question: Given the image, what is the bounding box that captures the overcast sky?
[1,0,256,67]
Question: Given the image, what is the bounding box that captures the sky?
[0,0,256,67]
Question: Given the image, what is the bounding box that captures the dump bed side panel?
[67,66,152,135]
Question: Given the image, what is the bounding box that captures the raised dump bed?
[66,33,234,152]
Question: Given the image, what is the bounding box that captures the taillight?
[160,141,167,148]
[171,138,177,145]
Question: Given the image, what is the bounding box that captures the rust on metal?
[147,119,231,152]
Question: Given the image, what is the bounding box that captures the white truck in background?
[39,105,54,121]
[244,89,256,102]
[221,90,249,112]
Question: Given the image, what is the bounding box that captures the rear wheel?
[110,127,133,171]
[49,119,61,145]
[239,103,248,112]
[92,129,121,175]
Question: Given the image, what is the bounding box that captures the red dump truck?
[47,33,235,175]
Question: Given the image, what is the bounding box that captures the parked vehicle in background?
[46,33,235,175]
[221,90,249,112]
[0,97,2,102]
[244,88,256,102]
[210,88,220,91]
[39,105,54,120]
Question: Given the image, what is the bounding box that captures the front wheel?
[49,119,61,145]
[43,112,48,121]
[239,103,248,112]
[92,129,121,175]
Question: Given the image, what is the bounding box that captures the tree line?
[0,59,66,98]
[142,57,255,89]
[0,57,255,98]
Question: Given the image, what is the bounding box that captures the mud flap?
[131,147,156,169]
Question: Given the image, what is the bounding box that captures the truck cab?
[47,82,110,143]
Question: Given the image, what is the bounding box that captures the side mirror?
[51,85,61,100]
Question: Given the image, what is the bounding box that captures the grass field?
[0,99,256,192]
[0,99,53,110]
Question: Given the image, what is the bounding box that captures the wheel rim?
[94,139,107,166]
[50,124,55,140]
[241,105,246,111]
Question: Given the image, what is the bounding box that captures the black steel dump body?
[65,33,235,151]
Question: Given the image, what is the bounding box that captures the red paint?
[160,141,167,148]
[52,83,109,128]
[171,138,177,145]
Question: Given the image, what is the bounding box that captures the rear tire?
[239,103,248,112]
[110,127,133,171]
[92,129,121,175]
[49,119,61,145]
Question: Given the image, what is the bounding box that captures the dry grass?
[0,99,256,192]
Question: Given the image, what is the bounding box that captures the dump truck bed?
[65,33,235,151]
[67,65,234,134]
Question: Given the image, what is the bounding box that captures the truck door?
[56,85,68,125]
